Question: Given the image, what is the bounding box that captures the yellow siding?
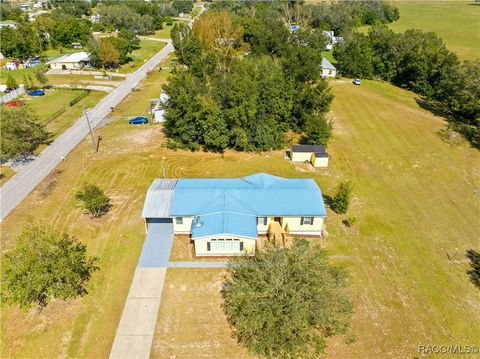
[173,216,192,233]
[50,63,83,70]
[194,235,256,256]
[257,217,278,233]
[283,216,324,235]
[291,152,312,162]
[312,154,329,168]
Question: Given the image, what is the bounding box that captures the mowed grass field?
[359,1,480,60]
[20,89,106,140]
[118,40,166,74]
[1,75,479,358]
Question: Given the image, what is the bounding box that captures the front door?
[274,217,282,224]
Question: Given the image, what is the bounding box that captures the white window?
[208,238,243,252]
[301,217,314,225]
[257,217,268,225]
[175,217,183,225]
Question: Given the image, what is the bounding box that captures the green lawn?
[1,77,479,359]
[0,166,16,186]
[359,1,480,60]
[152,20,189,39]
[0,64,48,85]
[118,40,166,74]
[20,89,106,139]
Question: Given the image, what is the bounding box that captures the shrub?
[75,183,111,217]
[344,216,357,227]
[223,239,353,358]
[6,74,17,90]
[331,180,354,214]
[1,224,98,309]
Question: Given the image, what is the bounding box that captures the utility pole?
[84,110,96,153]
[162,157,166,178]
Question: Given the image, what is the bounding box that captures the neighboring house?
[5,61,23,71]
[24,56,41,68]
[29,10,48,21]
[48,52,90,70]
[0,21,19,29]
[90,14,101,23]
[291,144,329,168]
[142,173,327,256]
[322,30,343,50]
[321,57,337,78]
[151,91,169,123]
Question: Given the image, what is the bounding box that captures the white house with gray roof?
[321,58,337,78]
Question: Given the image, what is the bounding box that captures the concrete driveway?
[109,219,173,359]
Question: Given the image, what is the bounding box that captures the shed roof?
[292,144,326,153]
[321,57,336,71]
[141,179,178,218]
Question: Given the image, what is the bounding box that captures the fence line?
[42,106,66,125]
[0,86,25,103]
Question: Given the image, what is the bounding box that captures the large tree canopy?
[1,224,98,309]
[0,106,51,161]
[166,9,334,152]
[222,239,353,358]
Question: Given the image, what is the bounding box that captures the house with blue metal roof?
[142,173,327,256]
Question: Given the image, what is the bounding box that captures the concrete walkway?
[168,261,230,268]
[109,220,173,359]
[109,268,166,359]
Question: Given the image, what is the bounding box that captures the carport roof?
[141,179,178,218]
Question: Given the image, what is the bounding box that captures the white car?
[353,78,361,85]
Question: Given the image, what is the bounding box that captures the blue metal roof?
[142,173,327,239]
[170,173,326,217]
[191,212,257,239]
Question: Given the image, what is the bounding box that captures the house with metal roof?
[321,57,337,78]
[48,51,90,70]
[141,173,327,256]
[291,144,329,168]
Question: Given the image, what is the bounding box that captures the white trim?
[195,252,255,257]
[191,232,258,241]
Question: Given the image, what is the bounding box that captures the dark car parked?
[129,116,148,125]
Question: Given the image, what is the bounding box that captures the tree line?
[0,0,191,63]
[334,26,480,147]
[165,7,334,152]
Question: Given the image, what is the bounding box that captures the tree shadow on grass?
[323,194,334,209]
[415,97,480,149]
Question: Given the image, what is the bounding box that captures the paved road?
[0,42,174,220]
